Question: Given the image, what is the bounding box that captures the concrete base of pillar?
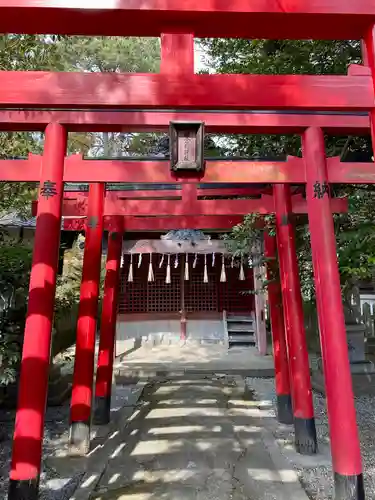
[8,478,39,500]
[69,421,91,456]
[93,395,111,425]
[276,394,293,425]
[294,417,318,455]
[334,472,365,500]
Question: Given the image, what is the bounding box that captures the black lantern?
[169,121,205,175]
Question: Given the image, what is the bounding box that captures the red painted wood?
[365,25,375,160]
[0,156,42,181]
[63,157,305,184]
[65,191,180,201]
[362,40,370,66]
[63,215,245,232]
[0,1,374,39]
[94,216,123,421]
[0,109,369,134]
[182,183,198,212]
[159,40,193,237]
[327,157,375,183]
[347,63,371,76]
[31,200,37,217]
[107,190,181,200]
[264,231,291,399]
[70,183,105,448]
[303,127,362,476]
[197,187,272,198]
[0,72,371,111]
[64,197,273,216]
[263,193,348,214]
[9,123,67,484]
[161,33,194,75]
[63,218,85,231]
[274,184,315,422]
[0,157,301,183]
[6,155,375,184]
[64,187,267,199]
[59,195,348,217]
[36,188,342,217]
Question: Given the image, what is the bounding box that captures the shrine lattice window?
[119,254,253,315]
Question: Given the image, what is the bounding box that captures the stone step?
[227,316,253,323]
[228,335,255,343]
[226,315,256,349]
[228,325,255,333]
[229,342,256,348]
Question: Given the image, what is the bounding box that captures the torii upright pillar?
[94,216,124,425]
[69,183,105,454]
[264,230,293,425]
[303,127,364,500]
[365,26,375,153]
[8,123,67,500]
[274,184,317,455]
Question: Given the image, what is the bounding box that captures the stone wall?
[115,317,225,355]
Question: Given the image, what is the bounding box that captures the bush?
[52,303,79,357]
[303,300,321,354]
[52,234,105,356]
[0,233,106,386]
[0,238,32,384]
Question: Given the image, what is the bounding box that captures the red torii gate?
[43,180,348,435]
[3,3,375,499]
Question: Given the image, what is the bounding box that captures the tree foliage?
[222,213,275,258]
[200,38,375,298]
[0,237,32,384]
[0,35,161,214]
[0,35,160,384]
[201,39,364,158]
[0,35,62,215]
[55,36,161,157]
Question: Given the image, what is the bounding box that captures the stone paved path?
[113,344,275,379]
[87,375,308,500]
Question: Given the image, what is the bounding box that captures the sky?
[194,40,211,73]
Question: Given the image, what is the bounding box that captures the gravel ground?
[0,373,142,500]
[0,403,84,500]
[2,375,374,500]
[246,377,375,500]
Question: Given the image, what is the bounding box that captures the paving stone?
[86,376,308,500]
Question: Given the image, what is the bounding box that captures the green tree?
[0,35,64,215]
[0,35,161,214]
[54,36,161,157]
[200,38,375,298]
[0,35,161,384]
[201,39,361,75]
[0,239,33,384]
[200,39,364,158]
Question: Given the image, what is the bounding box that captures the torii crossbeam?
[0,1,374,39]
[1,154,374,184]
